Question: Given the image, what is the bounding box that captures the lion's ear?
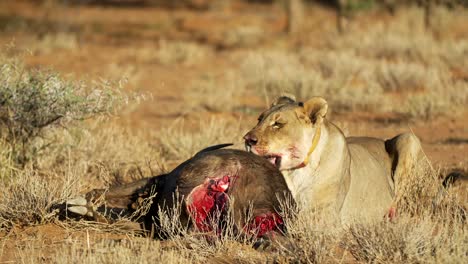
[303,97,328,124]
[271,94,296,107]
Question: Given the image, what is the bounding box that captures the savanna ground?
[0,0,467,263]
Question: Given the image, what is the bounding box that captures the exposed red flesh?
[186,175,231,232]
[186,175,285,238]
[243,212,284,238]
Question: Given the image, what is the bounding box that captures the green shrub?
[0,55,126,167]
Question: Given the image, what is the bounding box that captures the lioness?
[244,95,423,223]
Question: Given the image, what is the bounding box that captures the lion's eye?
[272,121,284,129]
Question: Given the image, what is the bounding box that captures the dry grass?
[342,155,467,264]
[344,216,466,264]
[0,120,167,230]
[1,101,466,263]
[275,209,342,263]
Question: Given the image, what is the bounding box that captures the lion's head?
[244,95,328,171]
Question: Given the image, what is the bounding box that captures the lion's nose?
[243,132,258,146]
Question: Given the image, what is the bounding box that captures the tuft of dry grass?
[276,208,342,263]
[345,217,440,263]
[0,169,79,229]
[393,155,467,222]
[344,209,467,264]
[343,155,467,264]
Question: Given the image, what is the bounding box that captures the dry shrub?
[345,217,439,263]
[0,54,128,167]
[344,213,467,263]
[240,51,328,109]
[305,51,386,111]
[441,40,468,71]
[394,154,466,221]
[157,116,246,161]
[239,41,466,116]
[394,158,441,216]
[0,52,162,233]
[1,50,158,185]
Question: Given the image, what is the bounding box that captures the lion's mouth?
[245,144,282,168]
[265,155,282,168]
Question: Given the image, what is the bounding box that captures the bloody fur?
[186,176,231,232]
[186,175,285,237]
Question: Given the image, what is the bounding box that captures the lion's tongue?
[267,157,276,165]
[267,156,281,168]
